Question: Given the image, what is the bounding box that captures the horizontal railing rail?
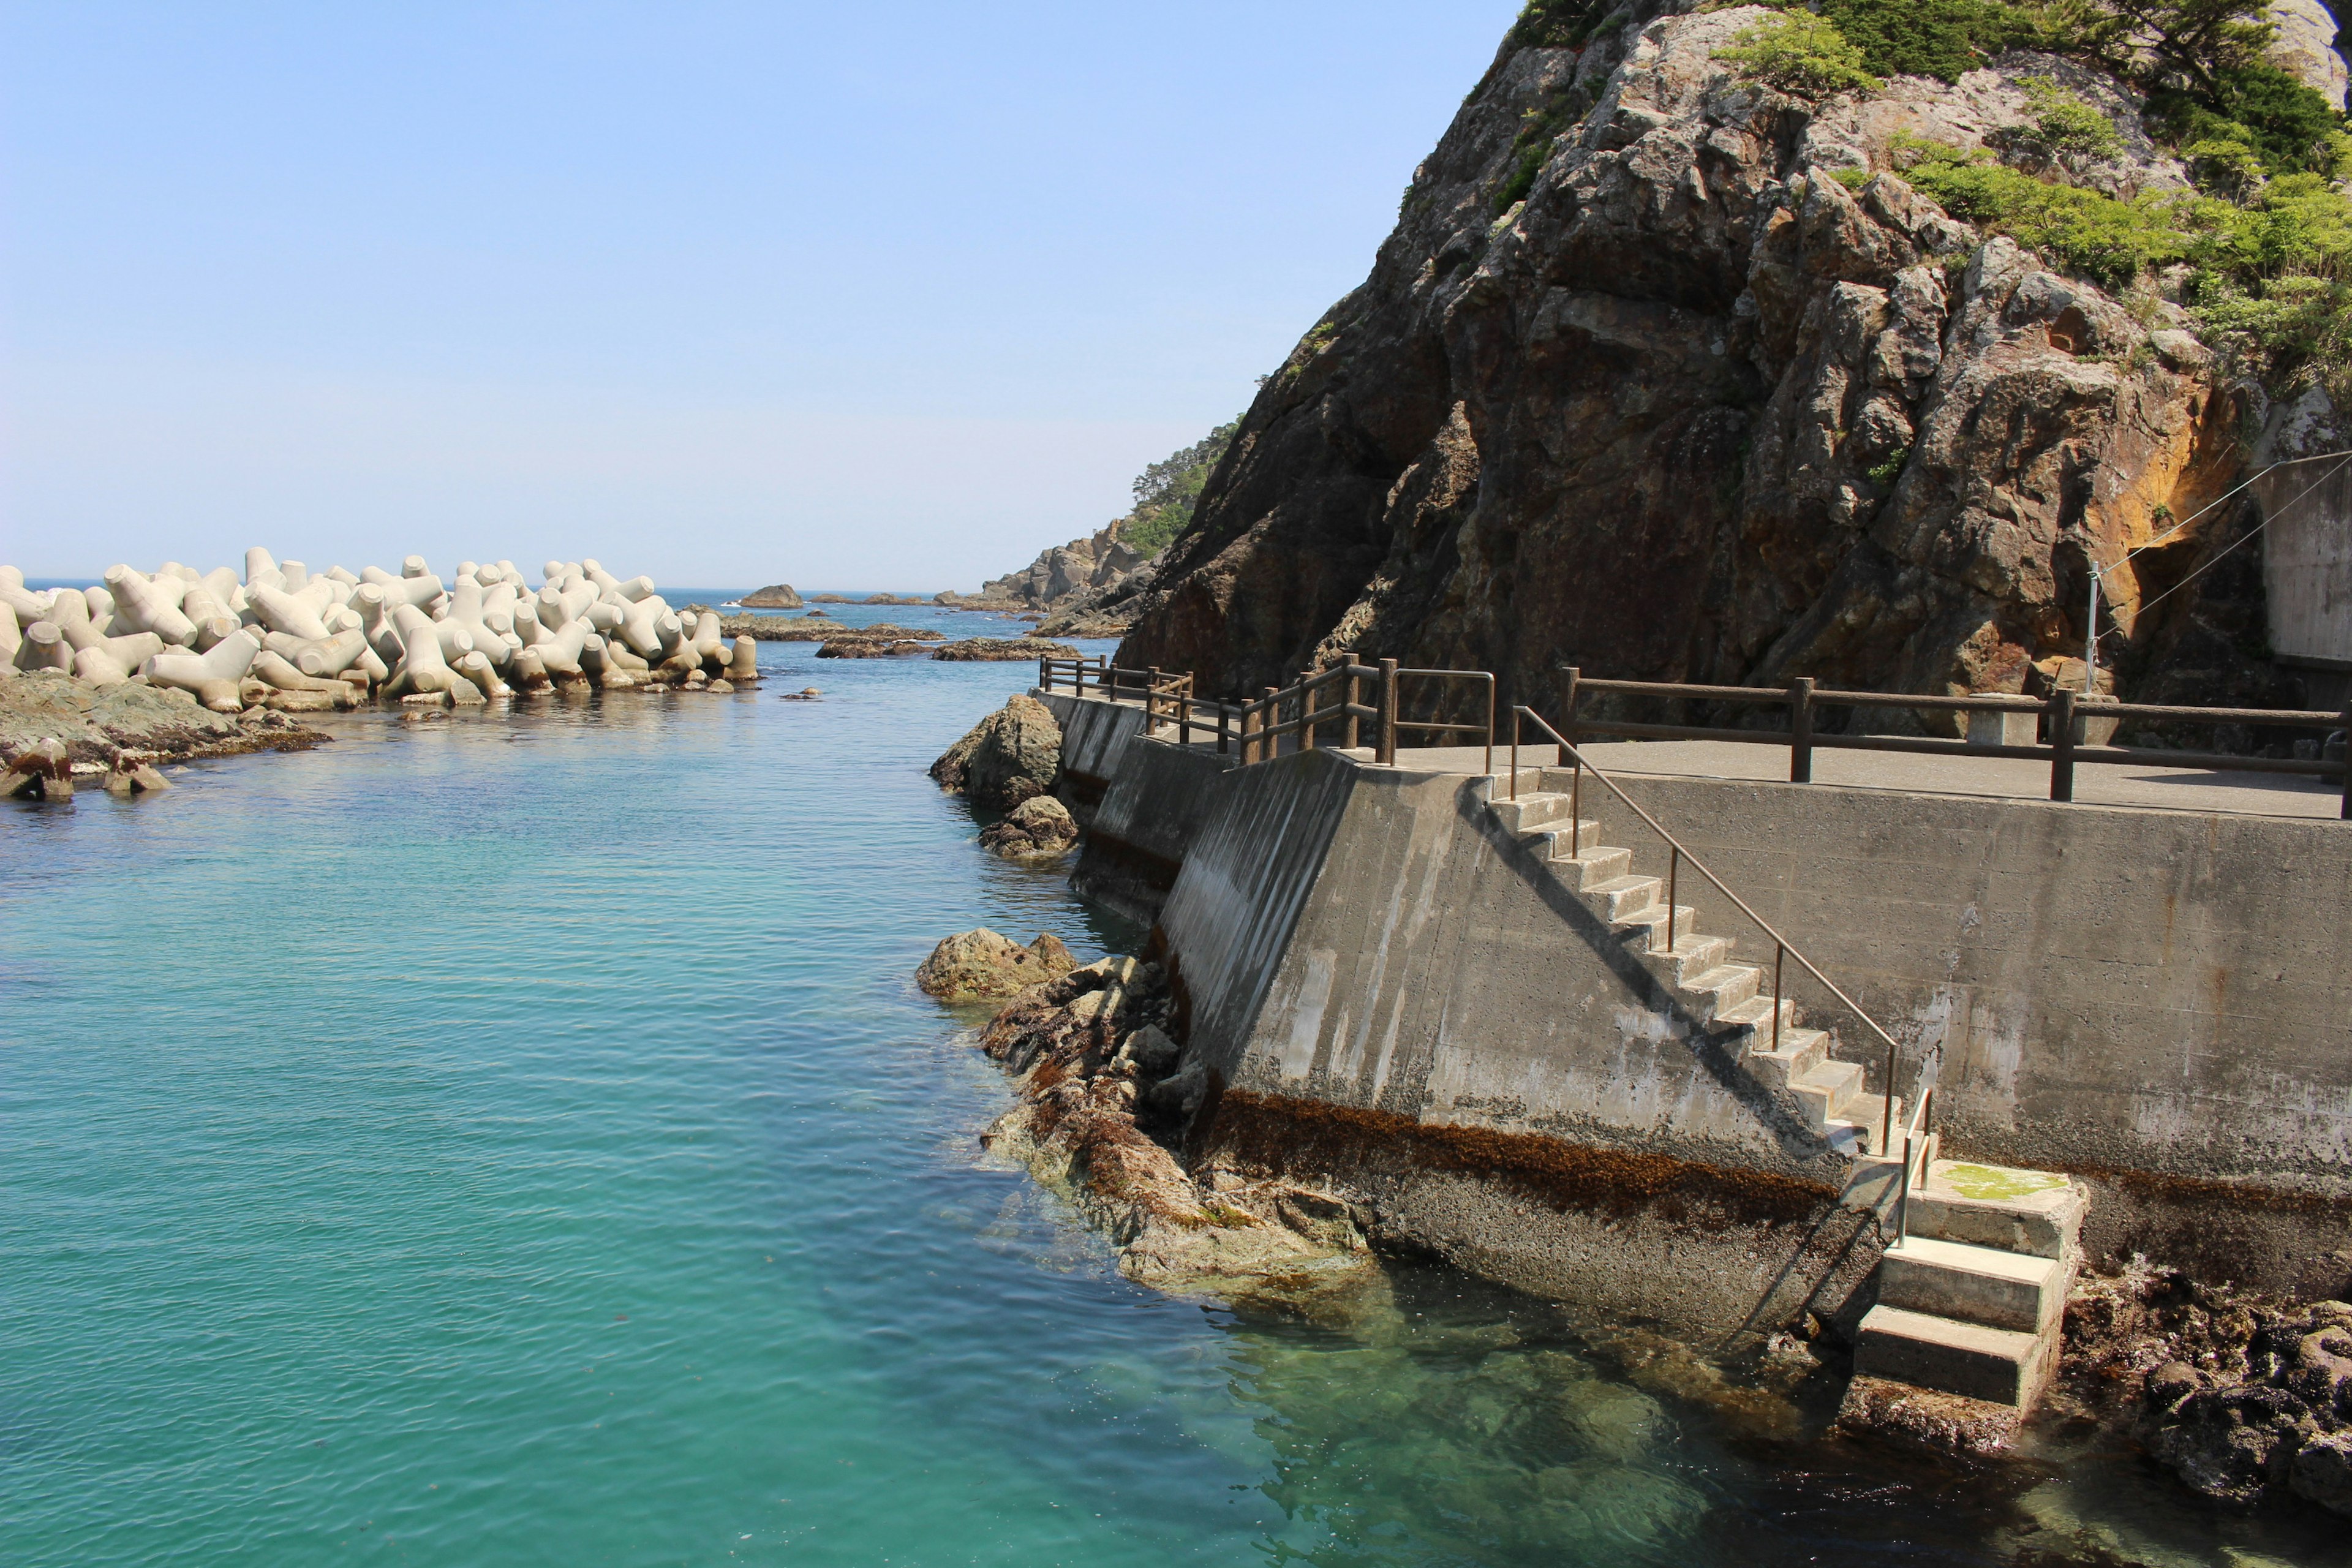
[1558,667,2351,815]
[1512,703,1912,1148]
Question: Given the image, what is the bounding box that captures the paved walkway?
[1055,688,2346,823]
[1392,739,2346,823]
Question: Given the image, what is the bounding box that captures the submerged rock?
[929,693,1061,809]
[978,794,1080,860]
[2060,1264,2352,1516]
[914,928,1077,1004]
[930,638,1081,662]
[972,953,1376,1297]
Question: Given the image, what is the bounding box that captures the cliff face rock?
[979,522,1150,611]
[1117,9,2311,721]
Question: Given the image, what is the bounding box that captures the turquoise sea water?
[4,604,2346,1567]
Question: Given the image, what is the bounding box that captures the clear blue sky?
[0,1,1518,589]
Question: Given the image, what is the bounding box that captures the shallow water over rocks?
[2,606,2344,1566]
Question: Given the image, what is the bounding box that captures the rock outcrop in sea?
[960,949,1377,1297]
[738,582,803,608]
[1110,6,2343,718]
[978,794,1080,860]
[929,694,1062,809]
[914,929,1077,1004]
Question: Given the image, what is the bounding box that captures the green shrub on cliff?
[1718,11,1882,96]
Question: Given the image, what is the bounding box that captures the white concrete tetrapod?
[192,616,243,652]
[251,650,352,693]
[586,600,625,633]
[0,601,18,661]
[603,639,650,674]
[426,619,475,663]
[618,597,668,657]
[85,586,116,627]
[17,622,72,672]
[104,567,198,646]
[352,586,403,663]
[692,611,726,668]
[280,560,309,594]
[354,644,390,686]
[401,554,430,579]
[454,649,507,698]
[382,609,459,698]
[200,567,241,606]
[655,611,684,657]
[508,645,551,692]
[296,629,369,677]
[0,565,20,590]
[538,618,590,678]
[244,546,277,584]
[179,584,231,628]
[72,647,132,688]
[146,628,260,698]
[47,589,91,632]
[729,637,759,682]
[1,582,53,625]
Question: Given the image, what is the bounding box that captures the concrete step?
[1852,1305,2054,1409]
[1904,1160,2088,1261]
[1553,844,1629,889]
[1585,875,1662,921]
[1641,937,1732,987]
[1611,904,1698,954]
[1675,963,1760,1020]
[1878,1236,2066,1333]
[1716,994,1798,1037]
[1793,1057,1865,1129]
[1741,1024,1828,1088]
[1491,793,1577,834]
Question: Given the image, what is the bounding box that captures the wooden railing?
[1038,652,1498,767]
[1556,666,2352,816]
[1044,654,2348,815]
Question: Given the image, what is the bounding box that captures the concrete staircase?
[1847,1154,2087,1422]
[1487,778,2090,1436]
[1488,785,1897,1156]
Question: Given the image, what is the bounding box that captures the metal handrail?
[1513,703,1910,1148]
[1893,1076,1937,1245]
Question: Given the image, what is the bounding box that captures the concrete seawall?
[1047,693,2352,1311]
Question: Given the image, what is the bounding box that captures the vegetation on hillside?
[1679,0,2352,404]
[1117,421,1239,556]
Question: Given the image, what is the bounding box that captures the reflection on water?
[1,611,2346,1567]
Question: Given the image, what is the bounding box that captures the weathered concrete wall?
[1042,693,1240,924]
[1049,701,2352,1306]
[1154,748,1358,1073]
[1562,769,2352,1295]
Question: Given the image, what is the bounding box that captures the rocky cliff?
[1115,3,2350,724]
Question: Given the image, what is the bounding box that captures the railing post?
[1299,669,1316,751]
[1483,678,1495,780]
[1772,944,1784,1054]
[1666,848,1679,953]
[1789,676,1814,784]
[1561,666,1581,754]
[1881,1036,1897,1155]
[1379,659,1398,765]
[1218,702,1231,756]
[1264,687,1280,761]
[1343,650,1360,750]
[1179,685,1193,748]
[2339,704,2351,820]
[2049,690,2076,802]
[1147,666,1163,731]
[1510,707,1520,799]
[1241,699,1258,764]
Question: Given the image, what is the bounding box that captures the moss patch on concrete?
[1939,1161,2070,1200]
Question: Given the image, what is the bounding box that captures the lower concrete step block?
[1852,1305,2053,1409]
[1877,1236,2065,1332]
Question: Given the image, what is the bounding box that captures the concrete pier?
[1041,688,2352,1321]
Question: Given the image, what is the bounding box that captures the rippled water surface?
[4,605,2345,1567]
